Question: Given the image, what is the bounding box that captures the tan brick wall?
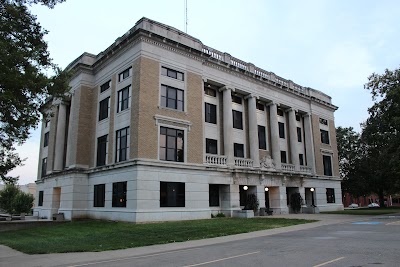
[312,114,339,177]
[75,86,95,166]
[89,87,98,167]
[108,75,117,164]
[136,57,203,164]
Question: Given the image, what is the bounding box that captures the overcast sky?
[8,0,400,185]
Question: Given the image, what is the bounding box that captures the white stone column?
[221,86,234,166]
[269,102,281,169]
[247,95,260,167]
[303,114,316,174]
[288,108,300,170]
[54,103,67,171]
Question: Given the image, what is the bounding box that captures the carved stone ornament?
[260,155,276,170]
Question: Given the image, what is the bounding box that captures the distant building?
[34,17,343,222]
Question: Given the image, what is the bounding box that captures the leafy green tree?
[0,0,69,183]
[13,191,34,214]
[0,184,20,215]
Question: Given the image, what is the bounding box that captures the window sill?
[116,108,130,117]
[158,106,186,114]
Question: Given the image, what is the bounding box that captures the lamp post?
[310,188,315,207]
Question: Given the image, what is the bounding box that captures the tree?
[360,67,400,207]
[0,184,34,216]
[13,191,34,214]
[0,0,69,183]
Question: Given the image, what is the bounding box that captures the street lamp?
[310,188,315,206]
[243,185,248,191]
[264,187,269,192]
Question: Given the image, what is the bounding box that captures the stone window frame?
[258,125,267,150]
[232,110,243,130]
[160,84,184,112]
[38,191,44,206]
[115,126,130,163]
[280,150,287,163]
[161,66,184,81]
[234,143,244,158]
[321,149,334,176]
[278,122,285,139]
[159,126,184,162]
[118,67,132,82]
[43,132,49,147]
[297,127,302,142]
[117,85,131,113]
[206,138,218,155]
[112,181,127,208]
[41,158,47,177]
[98,97,110,121]
[93,184,105,208]
[100,80,111,93]
[299,153,304,166]
[326,188,335,203]
[205,102,217,124]
[96,134,108,167]
[320,129,330,144]
[209,184,220,207]
[160,181,185,207]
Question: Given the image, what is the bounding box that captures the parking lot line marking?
[386,220,400,225]
[182,251,260,267]
[313,257,345,267]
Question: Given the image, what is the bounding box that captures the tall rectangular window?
[206,138,218,154]
[326,188,335,203]
[209,184,220,207]
[99,97,110,121]
[277,109,284,116]
[278,122,285,138]
[320,129,330,144]
[38,191,43,206]
[116,127,129,162]
[280,151,287,163]
[258,125,266,150]
[112,181,127,207]
[297,127,302,142]
[117,86,130,113]
[299,154,304,166]
[161,66,184,81]
[323,155,333,176]
[159,127,184,162]
[160,182,185,207]
[205,103,217,124]
[232,110,243,129]
[100,80,111,93]
[204,87,216,97]
[118,67,132,82]
[232,95,242,104]
[93,184,105,207]
[43,132,49,147]
[160,85,184,111]
[41,158,47,177]
[234,143,244,158]
[97,135,108,166]
[256,102,265,111]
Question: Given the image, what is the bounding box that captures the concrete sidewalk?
[0,214,372,267]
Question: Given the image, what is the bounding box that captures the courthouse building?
[34,18,343,222]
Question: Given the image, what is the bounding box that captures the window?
[112,181,127,207]
[97,135,108,166]
[319,118,328,125]
[206,138,217,154]
[232,110,243,129]
[161,85,184,111]
[232,95,242,104]
[299,154,304,166]
[161,66,184,81]
[205,103,217,124]
[43,132,49,147]
[99,97,110,121]
[256,102,265,111]
[326,188,335,203]
[258,125,266,150]
[280,151,287,163]
[160,182,185,207]
[278,122,285,138]
[118,67,132,82]
[234,143,244,158]
[117,86,130,113]
[45,119,49,128]
[116,127,129,162]
[93,184,105,207]
[204,87,216,97]
[209,184,220,207]
[41,158,47,177]
[100,80,111,93]
[296,114,301,121]
[277,109,284,116]
[38,191,43,206]
[160,127,184,162]
[297,127,302,142]
[323,155,333,176]
[320,130,330,144]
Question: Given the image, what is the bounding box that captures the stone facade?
[34,17,343,222]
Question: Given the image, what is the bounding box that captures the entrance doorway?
[51,187,61,215]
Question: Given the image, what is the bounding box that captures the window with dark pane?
[280,151,287,163]
[234,143,244,158]
[99,97,110,121]
[160,85,184,111]
[209,184,220,207]
[100,80,111,93]
[323,155,332,176]
[116,127,129,162]
[205,103,217,124]
[117,86,130,113]
[297,127,302,142]
[320,130,330,144]
[160,182,185,207]
[232,110,243,129]
[159,127,184,162]
[112,181,127,207]
[94,184,105,207]
[206,138,218,154]
[278,122,285,138]
[97,135,108,166]
[258,125,266,150]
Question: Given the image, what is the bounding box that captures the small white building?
[34,18,343,222]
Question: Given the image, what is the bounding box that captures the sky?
[7,0,400,185]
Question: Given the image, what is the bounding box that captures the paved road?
[1,214,400,267]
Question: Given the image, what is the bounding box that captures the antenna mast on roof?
[184,0,188,33]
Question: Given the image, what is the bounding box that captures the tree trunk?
[378,189,385,208]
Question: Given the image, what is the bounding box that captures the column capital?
[244,94,259,100]
[219,86,235,93]
[202,77,208,83]
[266,100,279,107]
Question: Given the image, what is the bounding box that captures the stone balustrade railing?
[300,166,312,174]
[202,45,314,98]
[235,158,253,168]
[281,163,295,172]
[205,154,227,166]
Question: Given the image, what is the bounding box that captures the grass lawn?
[321,207,400,215]
[0,218,314,254]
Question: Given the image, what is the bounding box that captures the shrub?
[0,184,34,215]
[290,192,303,213]
[13,192,34,214]
[244,194,259,212]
